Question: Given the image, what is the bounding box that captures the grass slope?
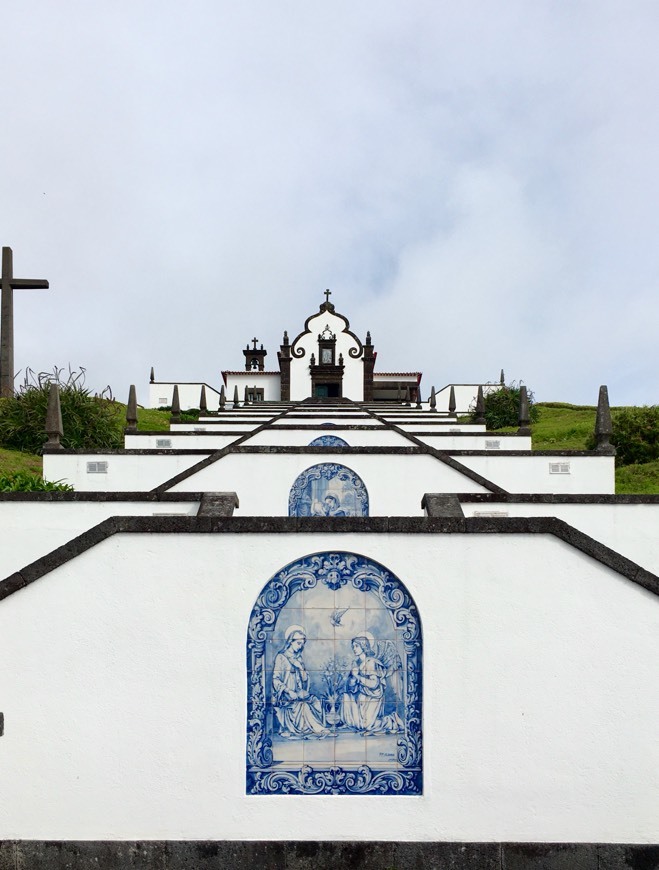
[0,403,656,493]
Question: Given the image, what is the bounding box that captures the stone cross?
[252,337,259,350]
[1,247,49,397]
[324,289,332,303]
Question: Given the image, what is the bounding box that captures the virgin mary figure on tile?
[272,626,330,739]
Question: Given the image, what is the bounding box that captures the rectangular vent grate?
[156,439,172,448]
[86,461,108,474]
[485,440,501,449]
[549,462,571,474]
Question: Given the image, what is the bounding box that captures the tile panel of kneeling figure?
[246,552,422,795]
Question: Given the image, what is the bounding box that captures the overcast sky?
[1,1,657,406]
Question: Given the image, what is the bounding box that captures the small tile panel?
[289,464,368,517]
[308,436,350,447]
[246,552,422,795]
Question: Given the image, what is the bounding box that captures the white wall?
[43,453,206,492]
[411,435,532,451]
[459,454,615,494]
[463,502,659,575]
[224,372,281,402]
[0,500,199,578]
[168,452,488,510]
[0,531,657,841]
[124,434,241,450]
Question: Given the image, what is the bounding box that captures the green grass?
[136,407,172,431]
[615,459,659,494]
[530,404,597,450]
[0,447,42,476]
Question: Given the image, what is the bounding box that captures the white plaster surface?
[464,502,659,574]
[0,500,199,578]
[223,372,281,401]
[124,434,240,450]
[42,453,206,492]
[168,452,488,510]
[459,454,615,494]
[0,532,657,841]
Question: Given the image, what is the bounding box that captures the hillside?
[0,403,656,493]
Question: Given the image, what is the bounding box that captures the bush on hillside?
[0,367,124,455]
[471,382,540,430]
[586,405,659,466]
[0,471,73,492]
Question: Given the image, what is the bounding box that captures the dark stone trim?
[1,515,656,602]
[422,494,465,517]
[0,841,656,869]
[456,493,659,504]
[44,449,216,455]
[198,493,239,517]
[0,492,202,503]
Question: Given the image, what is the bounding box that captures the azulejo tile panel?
[288,464,368,517]
[246,552,422,795]
[308,435,350,447]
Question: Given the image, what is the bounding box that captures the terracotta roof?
[374,372,421,377]
[221,371,281,376]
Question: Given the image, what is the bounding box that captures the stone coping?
[44,447,601,457]
[0,492,203,502]
[1,515,657,601]
[1,492,655,504]
[0,840,656,868]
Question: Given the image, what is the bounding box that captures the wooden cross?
[324,289,332,303]
[1,247,49,397]
[251,337,259,350]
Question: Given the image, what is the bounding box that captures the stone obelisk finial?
[500,369,505,385]
[429,386,437,412]
[199,385,208,416]
[233,385,240,408]
[517,385,531,435]
[43,383,63,451]
[595,385,615,453]
[170,385,181,424]
[149,366,155,383]
[244,385,250,405]
[448,385,456,416]
[415,386,422,409]
[404,385,411,406]
[219,384,226,411]
[474,385,486,424]
[125,385,138,433]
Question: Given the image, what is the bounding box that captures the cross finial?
[324,289,332,303]
[252,337,259,350]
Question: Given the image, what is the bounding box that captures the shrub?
[586,405,659,466]
[0,472,73,492]
[472,382,540,430]
[0,367,124,455]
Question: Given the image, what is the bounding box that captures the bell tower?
[243,337,267,371]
